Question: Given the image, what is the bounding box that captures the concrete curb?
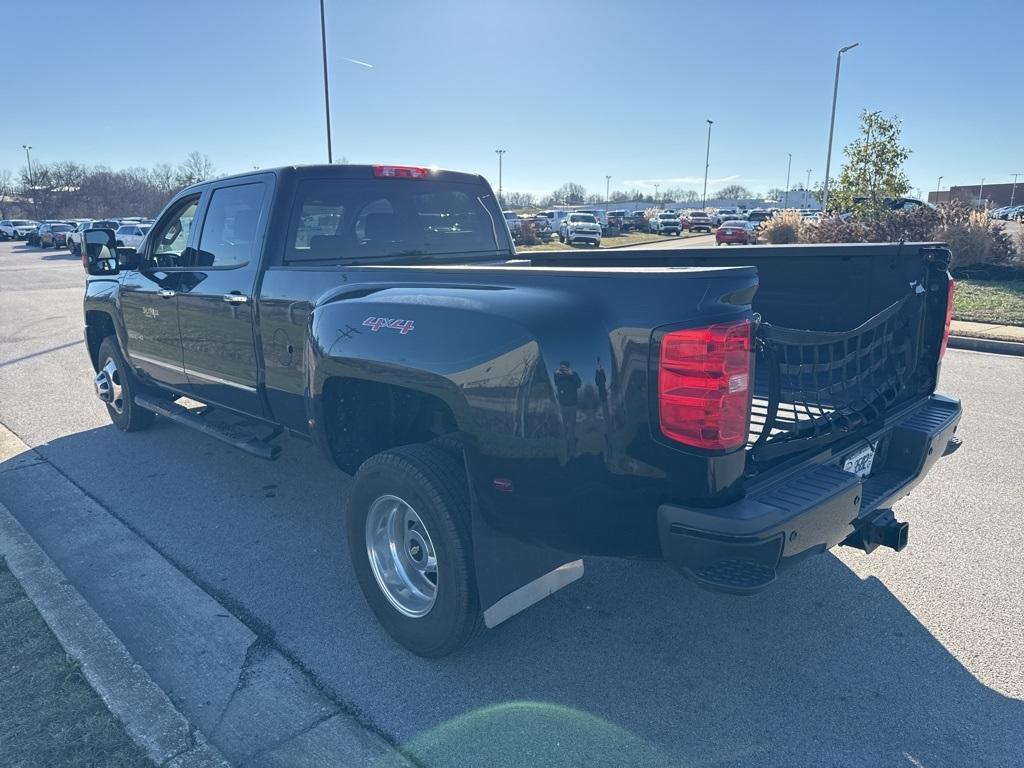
[948,334,1024,356]
[0,499,230,768]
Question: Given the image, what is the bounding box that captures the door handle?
[158,289,176,298]
[222,293,249,304]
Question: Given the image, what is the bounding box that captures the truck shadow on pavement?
[3,422,1021,768]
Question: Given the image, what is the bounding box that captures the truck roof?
[179,163,490,193]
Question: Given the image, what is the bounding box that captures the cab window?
[148,195,200,268]
[194,182,266,267]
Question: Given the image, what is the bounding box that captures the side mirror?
[83,229,119,276]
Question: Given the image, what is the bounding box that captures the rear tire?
[347,445,483,657]
[96,336,155,432]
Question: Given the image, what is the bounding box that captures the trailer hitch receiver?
[842,509,909,554]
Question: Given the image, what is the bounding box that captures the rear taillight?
[939,276,955,358]
[373,165,430,179]
[658,319,752,451]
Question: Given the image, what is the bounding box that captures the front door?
[175,177,270,415]
[119,194,202,389]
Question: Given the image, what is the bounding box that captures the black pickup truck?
[82,164,962,657]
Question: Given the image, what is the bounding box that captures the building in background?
[928,182,1020,208]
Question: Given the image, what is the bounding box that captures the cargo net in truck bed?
[747,292,924,464]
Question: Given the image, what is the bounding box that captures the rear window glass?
[52,224,72,232]
[286,178,508,263]
[569,214,596,223]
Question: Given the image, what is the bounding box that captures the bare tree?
[0,168,12,217]
[149,163,177,195]
[174,152,216,187]
[715,184,753,201]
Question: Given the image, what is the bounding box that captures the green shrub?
[760,210,803,244]
[798,201,1018,271]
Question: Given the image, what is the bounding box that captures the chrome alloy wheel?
[94,356,125,414]
[365,494,438,618]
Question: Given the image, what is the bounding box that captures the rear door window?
[194,182,267,268]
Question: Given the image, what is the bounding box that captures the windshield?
[569,214,597,223]
[285,177,511,263]
[658,213,676,220]
[12,220,34,226]
[51,224,72,232]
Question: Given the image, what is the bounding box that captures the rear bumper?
[657,394,962,594]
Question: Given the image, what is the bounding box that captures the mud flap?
[468,493,583,629]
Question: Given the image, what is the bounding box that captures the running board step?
[134,395,282,460]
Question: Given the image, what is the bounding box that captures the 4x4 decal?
[362,317,415,335]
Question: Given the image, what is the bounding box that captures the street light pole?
[494,149,505,204]
[822,42,859,213]
[702,119,713,208]
[653,183,659,204]
[319,0,333,163]
[22,145,33,185]
[784,153,792,209]
[605,175,611,204]
[1011,173,1022,207]
[977,178,985,207]
[936,176,943,201]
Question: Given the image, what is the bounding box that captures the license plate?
[843,443,876,478]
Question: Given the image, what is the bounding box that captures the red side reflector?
[658,319,752,451]
[939,276,954,358]
[373,165,430,179]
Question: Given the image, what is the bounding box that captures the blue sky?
[2,0,1020,200]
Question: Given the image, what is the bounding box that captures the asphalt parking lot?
[1,238,1022,767]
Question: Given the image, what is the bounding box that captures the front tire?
[347,445,483,657]
[95,336,155,432]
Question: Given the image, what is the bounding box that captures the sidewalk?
[949,320,1024,356]
[950,320,1024,343]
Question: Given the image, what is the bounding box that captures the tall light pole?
[494,149,505,204]
[977,178,985,207]
[1011,172,1022,207]
[605,175,611,204]
[821,42,859,213]
[936,176,943,201]
[702,119,713,208]
[22,145,33,185]
[319,0,333,163]
[783,153,792,209]
[653,183,659,204]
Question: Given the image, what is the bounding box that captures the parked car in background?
[649,211,681,235]
[0,219,39,240]
[25,220,66,247]
[716,220,758,245]
[115,223,152,249]
[577,209,610,232]
[39,222,75,248]
[539,209,571,234]
[606,210,625,232]
[687,211,714,233]
[503,211,522,238]
[712,208,738,226]
[746,209,774,226]
[625,211,647,232]
[559,212,602,246]
[523,213,553,241]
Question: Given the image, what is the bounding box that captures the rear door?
[176,175,272,415]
